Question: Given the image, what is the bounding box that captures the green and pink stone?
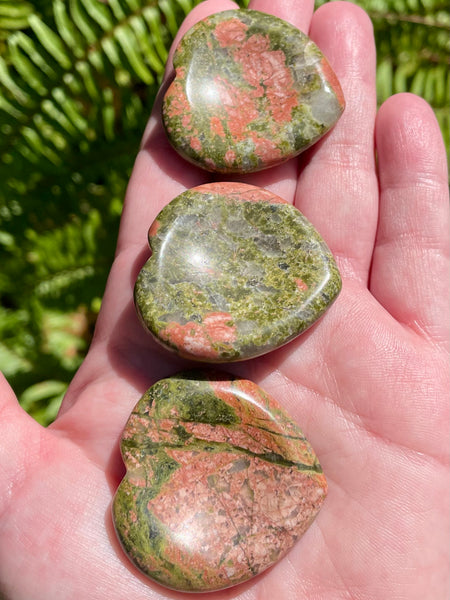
[113,8,344,593]
[134,182,341,362]
[162,9,345,173]
[113,371,327,592]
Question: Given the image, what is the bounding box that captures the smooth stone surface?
[135,182,341,362]
[162,9,344,173]
[113,371,327,592]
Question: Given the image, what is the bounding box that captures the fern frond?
[0,0,202,177]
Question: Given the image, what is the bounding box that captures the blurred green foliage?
[0,0,448,425]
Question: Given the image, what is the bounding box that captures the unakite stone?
[135,182,341,362]
[113,371,327,592]
[162,9,345,174]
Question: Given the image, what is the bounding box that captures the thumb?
[0,373,43,517]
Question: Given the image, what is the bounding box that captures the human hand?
[1,1,448,599]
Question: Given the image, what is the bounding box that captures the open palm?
[1,1,448,598]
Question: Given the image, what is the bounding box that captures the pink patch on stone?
[194,181,289,204]
[296,278,309,292]
[160,312,237,360]
[214,17,249,48]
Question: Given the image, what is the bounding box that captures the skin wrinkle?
[294,20,378,284]
[334,254,369,283]
[381,172,448,191]
[250,0,314,32]
[269,359,367,447]
[408,319,449,351]
[328,456,448,566]
[376,188,448,252]
[403,311,449,356]
[319,8,374,65]
[371,96,449,360]
[279,365,448,468]
[314,525,360,600]
[315,139,375,172]
[375,228,449,252]
[318,474,440,600]
[400,113,439,158]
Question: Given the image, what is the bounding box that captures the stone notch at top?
[162,9,345,174]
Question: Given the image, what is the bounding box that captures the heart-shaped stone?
[162,9,344,173]
[135,182,341,362]
[113,371,327,592]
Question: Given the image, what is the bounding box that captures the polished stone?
[113,371,327,592]
[134,182,341,362]
[162,9,345,173]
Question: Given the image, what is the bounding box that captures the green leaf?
[101,36,121,68]
[102,87,115,140]
[69,0,98,45]
[74,60,100,100]
[19,380,67,425]
[0,1,32,35]
[53,87,89,132]
[10,31,56,78]
[8,35,47,95]
[80,0,113,31]
[376,59,393,102]
[0,342,31,377]
[114,25,155,84]
[41,98,78,136]
[410,67,427,97]
[28,14,72,69]
[53,0,84,56]
[131,12,165,73]
[20,379,67,407]
[0,56,30,104]
[141,7,169,64]
[0,93,24,119]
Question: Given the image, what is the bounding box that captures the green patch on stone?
[149,449,180,495]
[172,424,192,442]
[113,480,197,590]
[113,480,167,566]
[150,376,241,426]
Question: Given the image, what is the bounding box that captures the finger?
[248,0,314,35]
[371,93,450,348]
[294,2,378,284]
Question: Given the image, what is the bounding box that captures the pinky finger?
[371,93,449,348]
